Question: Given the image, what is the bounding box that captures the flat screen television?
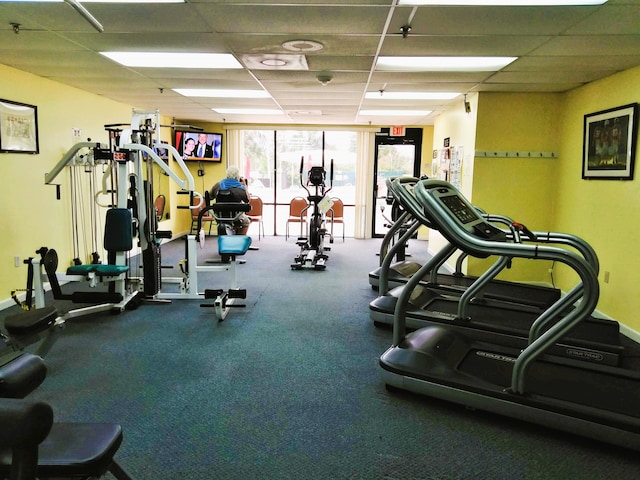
[174,130,222,162]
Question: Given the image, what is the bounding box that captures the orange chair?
[190,198,215,235]
[327,197,345,241]
[154,194,166,222]
[286,197,308,240]
[247,195,265,240]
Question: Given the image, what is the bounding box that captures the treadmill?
[369,177,424,291]
[379,178,640,451]
[369,177,561,310]
[370,178,621,366]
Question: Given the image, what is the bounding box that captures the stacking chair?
[190,198,215,235]
[286,196,308,240]
[327,197,345,241]
[154,194,166,222]
[247,195,265,240]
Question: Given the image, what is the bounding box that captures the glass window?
[240,129,357,237]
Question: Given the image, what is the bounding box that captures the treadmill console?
[432,187,506,241]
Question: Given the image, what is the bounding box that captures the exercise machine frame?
[291,158,334,270]
[379,177,640,451]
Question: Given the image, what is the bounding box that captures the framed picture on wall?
[0,99,39,154]
[582,103,638,180]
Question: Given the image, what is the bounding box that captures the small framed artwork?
[0,99,39,154]
[583,103,638,180]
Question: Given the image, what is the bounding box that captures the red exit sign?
[390,126,405,136]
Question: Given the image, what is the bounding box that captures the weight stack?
[143,243,162,296]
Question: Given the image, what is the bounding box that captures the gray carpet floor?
[2,235,639,479]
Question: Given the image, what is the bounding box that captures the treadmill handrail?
[377,176,419,266]
[389,178,582,321]
[483,213,599,273]
[378,212,420,295]
[412,179,600,395]
[388,177,599,343]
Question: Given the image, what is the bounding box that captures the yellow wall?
[429,92,479,263]
[0,64,132,304]
[420,125,434,175]
[470,93,561,283]
[555,65,640,330]
[0,64,224,305]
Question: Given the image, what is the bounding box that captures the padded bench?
[218,235,252,256]
[66,264,129,276]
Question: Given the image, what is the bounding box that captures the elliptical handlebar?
[298,156,334,198]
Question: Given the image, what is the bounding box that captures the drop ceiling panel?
[370,71,491,84]
[392,5,598,36]
[306,56,374,72]
[533,35,640,56]
[255,71,369,84]
[488,70,617,85]
[272,91,365,101]
[222,34,380,58]
[0,4,94,32]
[473,83,582,92]
[0,52,129,77]
[0,1,638,126]
[0,32,83,53]
[140,70,257,82]
[83,4,213,34]
[565,4,640,34]
[196,4,388,35]
[379,35,552,57]
[64,33,230,53]
[505,55,640,72]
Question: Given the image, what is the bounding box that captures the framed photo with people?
[583,103,638,180]
[174,130,222,162]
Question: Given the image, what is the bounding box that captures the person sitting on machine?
[210,166,251,235]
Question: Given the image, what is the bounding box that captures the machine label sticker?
[476,351,516,363]
[565,349,603,362]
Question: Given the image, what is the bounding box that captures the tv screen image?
[174,130,222,162]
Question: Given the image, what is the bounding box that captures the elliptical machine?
[291,157,334,271]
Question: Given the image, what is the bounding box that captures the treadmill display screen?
[441,194,477,224]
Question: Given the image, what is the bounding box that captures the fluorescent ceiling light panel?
[3,0,184,2]
[376,56,516,72]
[100,52,242,69]
[396,1,607,5]
[173,89,270,99]
[365,92,460,100]
[359,110,432,116]
[83,0,184,2]
[213,108,284,115]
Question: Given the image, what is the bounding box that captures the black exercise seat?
[33,423,129,479]
[2,306,64,359]
[0,398,53,480]
[0,353,133,480]
[0,354,48,399]
[3,306,58,338]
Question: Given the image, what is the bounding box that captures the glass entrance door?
[372,128,422,237]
